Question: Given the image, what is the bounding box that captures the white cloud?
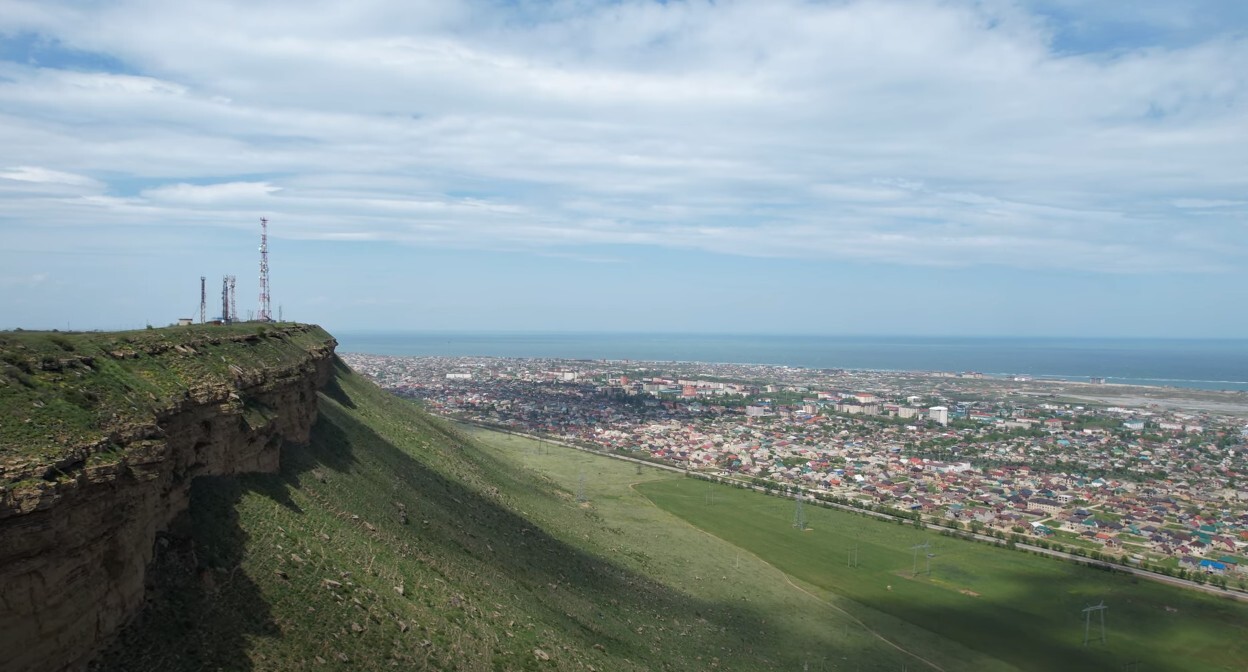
[0,165,100,188]
[1172,198,1246,209]
[0,0,1244,274]
[812,184,914,203]
[0,273,49,288]
[141,182,281,204]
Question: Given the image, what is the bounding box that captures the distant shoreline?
[335,332,1248,394]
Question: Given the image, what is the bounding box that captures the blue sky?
[1,0,1246,337]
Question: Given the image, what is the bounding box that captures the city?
[344,352,1248,588]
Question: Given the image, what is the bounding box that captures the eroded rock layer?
[0,325,336,672]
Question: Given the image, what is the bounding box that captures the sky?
[0,0,1246,337]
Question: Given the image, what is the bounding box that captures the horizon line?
[326,329,1248,341]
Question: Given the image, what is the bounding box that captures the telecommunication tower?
[228,276,237,325]
[199,276,206,324]
[257,217,271,322]
[221,276,231,323]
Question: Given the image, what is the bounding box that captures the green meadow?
[73,352,1248,671]
[632,478,1248,672]
[469,428,1013,672]
[95,362,953,671]
[471,428,1248,672]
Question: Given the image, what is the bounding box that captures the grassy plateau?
[0,323,332,475]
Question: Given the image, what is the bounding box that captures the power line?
[1082,601,1108,646]
[910,541,931,577]
[793,496,807,531]
[575,471,588,503]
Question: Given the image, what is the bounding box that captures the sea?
[333,332,1248,392]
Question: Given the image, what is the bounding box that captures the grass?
[79,356,1248,671]
[466,428,1011,672]
[95,361,941,671]
[634,478,1248,672]
[0,323,332,479]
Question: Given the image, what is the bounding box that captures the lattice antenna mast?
[228,275,237,324]
[258,217,271,322]
[199,276,206,324]
[793,495,807,530]
[221,276,231,323]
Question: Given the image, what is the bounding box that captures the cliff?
[0,324,336,672]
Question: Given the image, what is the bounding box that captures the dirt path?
[628,482,949,672]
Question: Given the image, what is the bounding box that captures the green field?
[468,429,1013,671]
[97,361,959,671]
[633,478,1248,672]
[72,352,1248,671]
[471,430,1248,671]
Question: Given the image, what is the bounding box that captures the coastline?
[332,331,1248,393]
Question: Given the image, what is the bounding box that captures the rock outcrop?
[0,325,336,672]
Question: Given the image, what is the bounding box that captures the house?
[1199,559,1228,575]
[1030,497,1063,515]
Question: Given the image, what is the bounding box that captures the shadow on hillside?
[293,373,885,667]
[321,357,357,409]
[824,548,1248,672]
[89,477,278,672]
[95,367,928,671]
[241,435,305,514]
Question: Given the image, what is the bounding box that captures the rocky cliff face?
[0,326,336,672]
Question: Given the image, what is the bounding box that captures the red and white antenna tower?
[258,217,272,322]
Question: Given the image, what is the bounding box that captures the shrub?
[48,335,76,352]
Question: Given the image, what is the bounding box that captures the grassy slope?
[96,361,942,671]
[635,479,1248,672]
[94,358,1240,671]
[462,427,1015,672]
